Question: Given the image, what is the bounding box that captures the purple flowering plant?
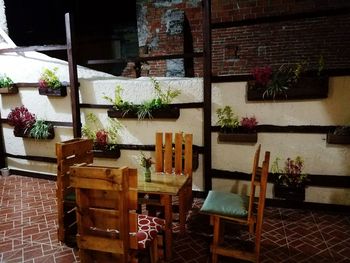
[271,156,308,187]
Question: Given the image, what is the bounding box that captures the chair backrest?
[254,151,270,258]
[247,144,261,223]
[155,132,193,177]
[69,165,138,263]
[55,138,94,243]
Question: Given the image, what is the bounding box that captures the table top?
[137,172,189,195]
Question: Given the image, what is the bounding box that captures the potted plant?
[7,105,36,137]
[81,112,121,158]
[38,67,67,97]
[7,106,54,139]
[29,119,55,139]
[271,156,309,201]
[105,78,181,120]
[139,152,154,182]
[216,106,258,143]
[0,75,18,94]
[327,125,350,144]
[247,57,328,101]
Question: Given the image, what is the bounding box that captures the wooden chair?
[200,148,270,263]
[141,132,193,234]
[55,138,94,246]
[70,165,164,263]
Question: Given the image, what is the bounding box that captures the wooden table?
[138,172,189,260]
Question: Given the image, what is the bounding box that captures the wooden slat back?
[247,144,261,221]
[164,133,173,173]
[70,165,138,263]
[155,133,163,172]
[255,151,270,258]
[155,132,193,176]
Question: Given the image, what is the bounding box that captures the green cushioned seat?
[200,190,249,218]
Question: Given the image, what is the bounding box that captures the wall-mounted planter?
[107,107,180,119]
[13,124,55,140]
[273,184,305,201]
[92,144,121,159]
[218,132,257,143]
[0,85,18,94]
[326,133,350,144]
[38,85,67,97]
[247,76,328,101]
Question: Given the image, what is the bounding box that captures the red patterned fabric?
[137,214,165,249]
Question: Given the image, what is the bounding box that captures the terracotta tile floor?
[1,175,350,262]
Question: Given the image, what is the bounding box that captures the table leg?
[161,194,172,260]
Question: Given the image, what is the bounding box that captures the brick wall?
[123,0,350,77]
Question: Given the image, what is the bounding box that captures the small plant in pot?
[0,75,17,94]
[139,152,154,182]
[216,106,258,143]
[82,112,121,158]
[7,105,36,137]
[271,156,309,201]
[38,67,67,96]
[29,119,54,139]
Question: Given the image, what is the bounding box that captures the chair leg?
[211,216,220,263]
[149,236,159,263]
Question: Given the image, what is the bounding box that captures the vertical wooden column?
[65,13,81,138]
[0,115,6,168]
[202,0,212,191]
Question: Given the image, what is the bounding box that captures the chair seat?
[200,190,249,218]
[137,214,165,249]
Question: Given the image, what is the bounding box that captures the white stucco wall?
[0,0,7,34]
[1,45,350,205]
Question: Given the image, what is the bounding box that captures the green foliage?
[0,75,14,88]
[82,112,121,148]
[216,106,240,131]
[318,55,325,76]
[102,85,135,115]
[139,152,153,168]
[271,156,309,187]
[29,120,53,139]
[103,78,181,120]
[39,67,61,89]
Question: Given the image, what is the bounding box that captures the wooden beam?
[203,0,212,192]
[65,13,81,138]
[0,45,67,54]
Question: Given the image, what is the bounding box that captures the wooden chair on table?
[200,147,270,263]
[55,138,94,246]
[141,132,193,234]
[70,165,164,263]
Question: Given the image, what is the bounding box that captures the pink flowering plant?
[252,66,272,87]
[139,152,154,168]
[271,156,309,188]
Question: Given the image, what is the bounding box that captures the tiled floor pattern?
[1,175,350,262]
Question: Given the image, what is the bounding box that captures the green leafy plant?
[103,78,181,120]
[0,75,14,88]
[103,85,136,115]
[271,156,309,188]
[216,106,240,132]
[38,67,62,90]
[29,119,53,139]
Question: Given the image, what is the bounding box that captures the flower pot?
[38,85,67,97]
[0,84,18,94]
[273,184,305,201]
[1,167,10,176]
[144,167,151,182]
[326,133,350,145]
[247,76,328,101]
[92,144,121,159]
[107,107,180,119]
[218,132,257,143]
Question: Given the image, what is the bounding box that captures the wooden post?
[0,115,6,168]
[202,0,212,191]
[65,13,81,138]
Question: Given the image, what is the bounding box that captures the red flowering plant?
[240,116,258,133]
[82,113,120,151]
[7,105,36,136]
[271,156,309,188]
[252,66,272,88]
